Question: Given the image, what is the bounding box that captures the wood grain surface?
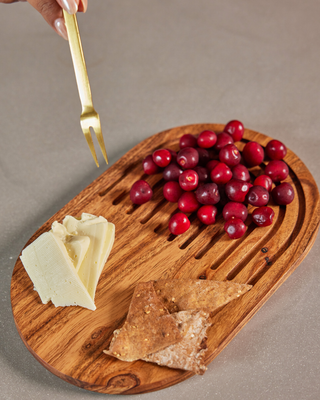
[11,124,320,394]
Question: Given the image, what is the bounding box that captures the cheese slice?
[62,214,115,299]
[20,231,96,310]
[51,220,90,271]
[99,222,115,276]
[65,235,91,271]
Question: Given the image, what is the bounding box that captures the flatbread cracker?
[153,279,252,314]
[143,310,211,375]
[104,281,182,362]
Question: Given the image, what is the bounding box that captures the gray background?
[1,0,320,399]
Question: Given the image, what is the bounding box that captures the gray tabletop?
[1,1,320,399]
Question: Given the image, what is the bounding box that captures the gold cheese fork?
[63,10,108,167]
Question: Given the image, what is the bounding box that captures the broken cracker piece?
[143,310,211,375]
[103,281,182,362]
[153,279,252,314]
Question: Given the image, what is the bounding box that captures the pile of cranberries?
[130,120,295,239]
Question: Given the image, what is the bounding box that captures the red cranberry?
[224,218,246,239]
[193,166,210,182]
[224,120,244,142]
[206,159,220,173]
[152,149,171,167]
[246,185,269,207]
[142,154,161,175]
[210,162,233,185]
[178,192,200,213]
[214,132,234,151]
[166,148,177,162]
[266,139,287,160]
[197,205,218,225]
[196,147,210,166]
[232,164,250,182]
[253,175,273,191]
[242,142,264,167]
[197,130,217,148]
[222,202,248,222]
[179,169,199,191]
[243,183,253,205]
[252,206,275,227]
[272,182,295,205]
[130,180,153,204]
[168,213,190,235]
[163,162,183,181]
[219,144,241,167]
[195,183,220,205]
[179,134,197,149]
[265,160,289,182]
[225,179,251,202]
[163,181,183,202]
[177,147,199,169]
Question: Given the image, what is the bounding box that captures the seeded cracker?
[104,281,182,362]
[142,310,211,375]
[153,279,252,314]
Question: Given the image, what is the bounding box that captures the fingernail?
[61,0,78,15]
[80,0,88,13]
[54,18,68,40]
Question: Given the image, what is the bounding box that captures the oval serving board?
[11,124,320,394]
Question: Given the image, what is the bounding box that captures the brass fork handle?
[63,10,93,112]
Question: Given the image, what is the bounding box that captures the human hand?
[1,0,88,40]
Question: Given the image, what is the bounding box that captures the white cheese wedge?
[62,214,115,299]
[20,213,115,311]
[20,231,96,310]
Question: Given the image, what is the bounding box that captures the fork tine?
[93,120,108,165]
[82,127,99,167]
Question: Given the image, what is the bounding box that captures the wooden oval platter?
[11,124,320,394]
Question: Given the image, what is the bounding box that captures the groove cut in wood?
[11,123,320,394]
